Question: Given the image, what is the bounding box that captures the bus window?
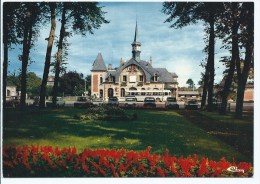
[141,92,146,96]
[147,92,152,96]
[153,92,158,95]
[159,92,164,96]
[165,92,168,95]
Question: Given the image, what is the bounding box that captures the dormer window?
[154,74,158,82]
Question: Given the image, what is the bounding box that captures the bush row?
[3,145,253,177]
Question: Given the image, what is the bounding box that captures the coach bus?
[125,89,171,102]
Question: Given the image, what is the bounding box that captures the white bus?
[125,90,171,102]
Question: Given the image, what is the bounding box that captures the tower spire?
[132,20,141,61]
[133,20,139,43]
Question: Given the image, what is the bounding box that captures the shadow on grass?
[3,108,250,162]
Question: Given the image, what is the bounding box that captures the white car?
[124,96,137,107]
[46,97,65,107]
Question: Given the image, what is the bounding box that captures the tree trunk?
[220,22,239,114]
[235,3,254,118]
[207,15,215,112]
[39,3,56,108]
[200,65,209,110]
[52,4,66,106]
[3,21,8,106]
[20,7,34,109]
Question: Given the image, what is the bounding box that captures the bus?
[125,90,171,102]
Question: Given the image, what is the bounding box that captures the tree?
[58,71,85,96]
[235,3,254,118]
[26,72,42,97]
[6,72,41,97]
[162,2,224,111]
[218,3,244,114]
[186,78,194,89]
[18,2,47,109]
[3,2,21,105]
[39,2,57,108]
[51,2,109,106]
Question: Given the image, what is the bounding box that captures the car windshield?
[167,97,176,102]
[78,97,87,101]
[126,98,136,102]
[188,100,197,104]
[109,97,118,101]
[145,98,155,102]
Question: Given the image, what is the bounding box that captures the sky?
[6,2,229,87]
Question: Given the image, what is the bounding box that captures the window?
[154,74,158,82]
[100,77,103,84]
[123,75,127,82]
[121,88,125,97]
[139,75,143,82]
[129,76,136,83]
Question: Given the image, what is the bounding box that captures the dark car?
[144,97,156,108]
[165,97,179,109]
[124,96,137,107]
[108,96,119,106]
[74,96,91,108]
[5,96,20,108]
[185,100,199,110]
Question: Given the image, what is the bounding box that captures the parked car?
[74,96,91,108]
[108,97,119,106]
[5,96,20,108]
[165,97,179,109]
[92,98,103,106]
[144,97,156,108]
[124,96,137,107]
[185,100,199,110]
[46,97,65,107]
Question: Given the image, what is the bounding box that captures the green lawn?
[3,108,251,162]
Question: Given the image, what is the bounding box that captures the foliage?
[26,72,42,97]
[74,105,136,121]
[186,78,194,89]
[6,72,41,97]
[3,145,253,177]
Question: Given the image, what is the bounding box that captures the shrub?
[74,105,136,121]
[3,145,253,177]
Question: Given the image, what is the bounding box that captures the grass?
[3,107,252,162]
[180,110,253,162]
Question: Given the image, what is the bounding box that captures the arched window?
[129,87,137,91]
[100,89,103,98]
[121,88,125,97]
[108,88,114,97]
[7,89,11,96]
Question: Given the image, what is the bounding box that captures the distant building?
[91,22,178,101]
[6,86,17,99]
[47,76,55,86]
[244,82,254,102]
[177,91,201,101]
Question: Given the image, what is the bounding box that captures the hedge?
[3,145,253,177]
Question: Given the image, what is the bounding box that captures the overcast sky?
[7,2,229,87]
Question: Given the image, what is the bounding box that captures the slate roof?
[104,58,177,84]
[91,53,107,71]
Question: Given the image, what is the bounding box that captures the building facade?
[91,22,178,101]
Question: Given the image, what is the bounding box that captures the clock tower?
[132,21,141,61]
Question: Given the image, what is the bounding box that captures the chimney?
[120,57,124,65]
[150,56,152,66]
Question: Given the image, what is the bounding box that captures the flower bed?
[3,145,253,177]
